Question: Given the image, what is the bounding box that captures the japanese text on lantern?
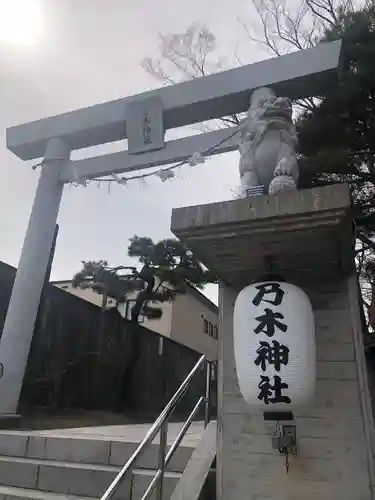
[252,283,291,405]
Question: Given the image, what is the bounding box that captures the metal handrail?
[100,354,213,500]
[140,397,205,500]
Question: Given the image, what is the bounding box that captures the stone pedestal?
[171,185,375,500]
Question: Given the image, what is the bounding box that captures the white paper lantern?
[233,281,315,411]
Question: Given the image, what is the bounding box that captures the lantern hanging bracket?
[263,411,294,421]
[262,255,285,282]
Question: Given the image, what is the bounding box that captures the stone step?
[0,432,192,472]
[0,455,180,499]
[0,485,93,500]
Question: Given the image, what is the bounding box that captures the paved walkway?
[17,421,211,446]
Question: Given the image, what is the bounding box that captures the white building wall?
[52,281,217,356]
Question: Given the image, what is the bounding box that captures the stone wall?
[218,277,375,500]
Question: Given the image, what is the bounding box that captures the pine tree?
[295,3,375,313]
[72,237,217,323]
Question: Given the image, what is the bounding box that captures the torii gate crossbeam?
[7,40,341,168]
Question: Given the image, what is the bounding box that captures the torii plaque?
[1,40,341,415]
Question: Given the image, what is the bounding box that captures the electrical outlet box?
[282,425,297,455]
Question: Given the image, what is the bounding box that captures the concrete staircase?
[0,422,207,500]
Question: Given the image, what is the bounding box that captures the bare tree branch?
[141,24,242,131]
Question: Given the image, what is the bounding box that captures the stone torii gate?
[1,40,341,415]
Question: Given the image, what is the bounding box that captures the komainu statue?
[238,87,299,196]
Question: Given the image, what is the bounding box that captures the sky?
[0,0,267,305]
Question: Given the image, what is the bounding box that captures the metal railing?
[100,354,214,500]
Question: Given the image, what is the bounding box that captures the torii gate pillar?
[0,139,69,414]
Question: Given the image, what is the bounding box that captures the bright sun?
[0,0,42,46]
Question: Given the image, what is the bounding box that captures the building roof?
[51,278,218,312]
[185,282,218,313]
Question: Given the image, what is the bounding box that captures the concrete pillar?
[171,184,375,500]
[0,138,69,415]
[217,278,375,500]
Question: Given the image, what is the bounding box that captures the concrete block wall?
[217,276,375,500]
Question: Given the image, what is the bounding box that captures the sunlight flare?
[0,0,42,46]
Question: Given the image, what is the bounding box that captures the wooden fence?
[0,262,207,421]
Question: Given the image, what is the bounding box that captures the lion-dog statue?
[239,87,299,196]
